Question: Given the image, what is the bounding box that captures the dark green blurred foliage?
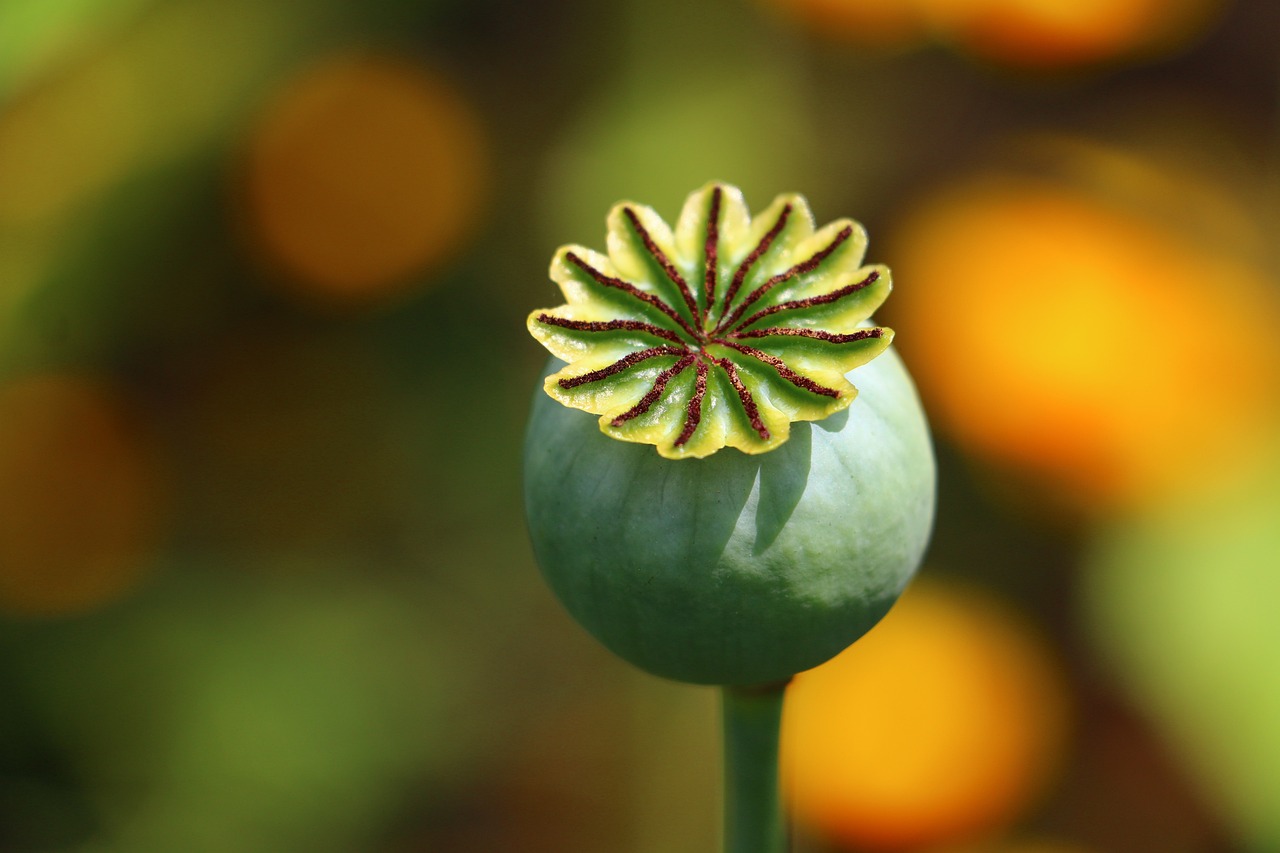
[0,0,1277,851]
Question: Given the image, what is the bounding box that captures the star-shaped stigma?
[528,182,895,459]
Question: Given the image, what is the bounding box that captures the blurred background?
[0,0,1278,851]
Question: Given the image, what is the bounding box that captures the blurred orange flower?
[0,374,163,616]
[240,52,488,308]
[922,0,1223,67]
[886,151,1279,513]
[764,0,1225,68]
[781,579,1070,850]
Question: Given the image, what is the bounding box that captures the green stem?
[721,681,789,853]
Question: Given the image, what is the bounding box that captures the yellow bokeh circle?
[0,374,163,617]
[782,580,1070,851]
[241,53,488,307]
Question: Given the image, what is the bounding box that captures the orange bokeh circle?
[763,0,1223,68]
[887,170,1279,512]
[242,53,488,307]
[920,0,1221,68]
[781,580,1070,851]
[0,374,163,616]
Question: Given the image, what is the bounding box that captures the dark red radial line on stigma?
[732,326,885,344]
[623,207,702,326]
[714,340,841,398]
[559,345,687,389]
[564,252,699,339]
[721,203,792,315]
[718,226,854,333]
[610,355,695,425]
[714,357,770,440]
[703,187,722,320]
[674,358,710,446]
[535,314,686,345]
[732,270,880,332]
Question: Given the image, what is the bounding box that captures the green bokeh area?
[1,0,1278,851]
[2,569,467,853]
[1084,446,1280,851]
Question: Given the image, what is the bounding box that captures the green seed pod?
[523,182,935,685]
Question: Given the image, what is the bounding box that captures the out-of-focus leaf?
[1084,445,1280,849]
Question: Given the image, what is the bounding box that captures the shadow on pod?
[524,346,935,685]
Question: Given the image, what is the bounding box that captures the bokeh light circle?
[781,579,1070,851]
[0,374,163,616]
[764,0,1224,68]
[921,0,1222,68]
[887,164,1279,513]
[242,52,488,307]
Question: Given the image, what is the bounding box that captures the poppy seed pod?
[523,183,935,685]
